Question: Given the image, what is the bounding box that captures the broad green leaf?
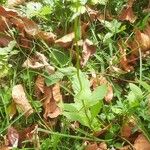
[90,101,102,118]
[129,83,143,98]
[71,71,91,95]
[59,67,76,76]
[127,91,140,108]
[139,81,150,93]
[89,84,107,105]
[63,112,90,127]
[63,103,82,112]
[45,71,64,86]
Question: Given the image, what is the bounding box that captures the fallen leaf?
[121,120,135,139]
[118,39,134,72]
[43,84,62,119]
[7,102,17,119]
[119,6,137,23]
[19,125,40,149]
[0,34,13,47]
[36,31,57,44]
[134,134,150,150]
[91,76,113,103]
[22,52,55,74]
[22,17,39,36]
[6,127,19,148]
[55,32,75,48]
[80,39,96,67]
[86,6,99,21]
[52,83,62,102]
[119,145,131,150]
[85,142,107,150]
[85,143,98,150]
[12,84,33,117]
[93,124,111,137]
[8,0,25,8]
[35,75,45,99]
[0,146,9,150]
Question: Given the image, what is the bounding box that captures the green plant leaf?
[129,83,143,98]
[139,81,150,93]
[90,101,102,118]
[71,71,91,95]
[89,84,107,106]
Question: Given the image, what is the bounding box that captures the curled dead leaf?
[85,142,107,150]
[55,32,75,48]
[80,39,96,67]
[6,127,19,148]
[36,31,57,44]
[134,134,150,150]
[43,84,62,119]
[22,52,55,74]
[119,6,137,23]
[118,39,134,72]
[12,84,33,117]
[35,75,45,99]
[8,0,25,8]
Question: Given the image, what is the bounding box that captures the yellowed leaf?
[134,134,150,150]
[7,102,17,119]
[12,84,33,117]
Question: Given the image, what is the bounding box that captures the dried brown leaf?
[8,0,25,8]
[52,83,62,102]
[0,34,13,47]
[85,142,107,150]
[55,32,75,48]
[6,127,19,148]
[22,52,55,74]
[43,84,62,119]
[119,145,131,150]
[36,31,57,44]
[118,40,134,72]
[80,39,96,67]
[35,75,45,99]
[93,124,111,137]
[119,6,137,23]
[134,134,150,150]
[12,84,33,117]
